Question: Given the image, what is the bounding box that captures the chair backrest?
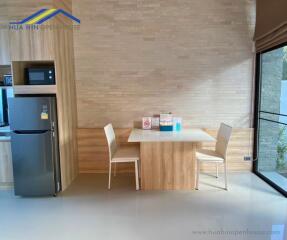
[104,124,117,162]
[215,123,232,159]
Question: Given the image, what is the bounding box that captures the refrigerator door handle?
[52,121,55,130]
[14,130,49,134]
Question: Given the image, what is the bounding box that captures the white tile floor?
[0,173,286,240]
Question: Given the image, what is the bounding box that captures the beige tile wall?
[73,0,256,129]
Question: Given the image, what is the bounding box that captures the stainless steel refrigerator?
[8,97,61,196]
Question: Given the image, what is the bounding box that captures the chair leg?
[138,160,141,179]
[108,162,112,190]
[135,160,139,190]
[196,159,200,190]
[224,162,228,190]
[114,162,117,177]
[216,163,219,178]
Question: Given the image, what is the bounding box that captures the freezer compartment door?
[8,97,56,131]
[11,131,58,196]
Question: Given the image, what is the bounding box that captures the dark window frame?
[253,42,287,198]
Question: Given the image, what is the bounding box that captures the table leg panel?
[140,142,197,190]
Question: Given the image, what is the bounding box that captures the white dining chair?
[104,124,140,190]
[196,123,232,190]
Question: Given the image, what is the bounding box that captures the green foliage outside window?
[277,126,287,171]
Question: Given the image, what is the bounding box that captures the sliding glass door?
[255,44,287,197]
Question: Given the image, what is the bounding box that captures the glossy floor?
[260,171,287,191]
[0,173,286,240]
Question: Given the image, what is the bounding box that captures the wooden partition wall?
[2,0,78,190]
[77,128,253,174]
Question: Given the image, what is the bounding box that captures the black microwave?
[25,67,55,85]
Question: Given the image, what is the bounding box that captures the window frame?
[253,42,287,198]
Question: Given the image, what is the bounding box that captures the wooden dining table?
[128,128,215,190]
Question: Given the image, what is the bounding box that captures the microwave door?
[29,71,45,85]
[26,68,55,85]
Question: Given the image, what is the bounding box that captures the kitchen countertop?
[128,128,215,142]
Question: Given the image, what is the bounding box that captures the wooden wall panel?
[0,4,12,65]
[77,128,253,173]
[9,28,54,61]
[0,65,11,81]
[2,0,53,61]
[73,0,256,129]
[0,140,13,185]
[53,26,79,189]
[52,0,79,190]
